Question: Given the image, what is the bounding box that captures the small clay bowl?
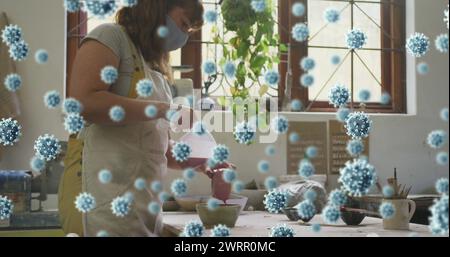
[196,203,241,228]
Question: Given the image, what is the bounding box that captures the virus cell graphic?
[323,8,340,23]
[304,189,317,202]
[111,195,132,217]
[269,224,295,237]
[0,118,21,146]
[435,178,449,195]
[202,60,217,75]
[183,168,196,181]
[382,185,395,198]
[380,92,391,105]
[436,152,449,166]
[265,145,276,156]
[292,23,309,42]
[158,191,170,203]
[264,176,278,191]
[145,105,158,119]
[85,0,118,19]
[338,159,377,197]
[296,200,316,220]
[292,2,305,17]
[336,107,350,123]
[96,230,109,237]
[157,26,169,38]
[289,132,300,143]
[211,224,231,237]
[101,66,118,85]
[300,74,315,88]
[346,139,365,157]
[271,115,289,134]
[291,99,303,111]
[134,178,146,191]
[9,40,29,61]
[417,62,430,75]
[440,108,449,122]
[64,113,85,134]
[322,205,341,224]
[0,195,14,220]
[109,105,125,122]
[121,0,138,7]
[171,179,188,197]
[30,156,45,172]
[44,90,61,109]
[300,57,316,71]
[222,169,236,183]
[306,146,318,159]
[258,160,270,173]
[151,181,163,193]
[328,189,348,207]
[264,190,289,214]
[435,34,449,53]
[98,169,112,184]
[34,134,62,161]
[331,55,341,65]
[223,61,236,79]
[183,220,204,237]
[328,84,350,108]
[298,159,315,179]
[345,112,373,139]
[204,10,218,24]
[1,24,22,46]
[311,223,321,233]
[232,180,245,193]
[427,130,448,149]
[207,198,221,211]
[136,79,153,98]
[358,89,371,102]
[63,98,83,114]
[264,70,280,86]
[379,202,396,219]
[212,144,230,164]
[64,0,82,13]
[251,0,266,13]
[4,73,22,92]
[35,49,49,64]
[406,32,430,58]
[428,195,448,235]
[74,192,96,213]
[234,122,256,145]
[147,201,161,215]
[346,29,367,50]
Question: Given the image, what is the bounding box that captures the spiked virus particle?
[382,185,395,198]
[291,99,303,111]
[435,178,449,195]
[346,139,365,157]
[265,145,276,156]
[292,23,309,42]
[379,202,396,219]
[339,159,377,197]
[233,122,256,145]
[158,191,170,203]
[111,195,132,217]
[328,84,350,108]
[232,180,245,193]
[147,201,161,215]
[64,0,82,12]
[289,132,300,143]
[324,8,340,23]
[101,66,118,85]
[251,0,266,13]
[222,169,236,183]
[223,61,236,79]
[191,121,206,136]
[64,113,85,134]
[9,40,29,61]
[306,146,318,159]
[96,230,109,237]
[269,224,295,237]
[264,70,280,86]
[202,60,217,75]
[435,34,449,53]
[4,73,22,92]
[271,115,289,134]
[417,62,430,75]
[1,24,22,46]
[35,49,49,64]
[204,10,218,23]
[406,32,430,58]
[109,105,125,122]
[207,198,221,211]
[157,26,169,38]
[34,134,62,161]
[183,220,204,237]
[135,79,153,98]
[183,168,196,181]
[346,29,367,49]
[292,2,305,17]
[212,144,230,164]
[331,55,341,65]
[134,178,146,191]
[264,176,278,191]
[98,169,112,184]
[358,89,371,102]
[428,195,448,235]
[74,192,96,213]
[0,195,14,220]
[63,98,83,114]
[211,224,230,237]
[300,57,316,71]
[296,200,316,220]
[311,223,321,233]
[336,107,350,123]
[0,118,21,146]
[328,189,348,207]
[151,181,163,193]
[345,112,373,139]
[30,156,45,172]
[145,105,158,118]
[264,190,288,214]
[258,160,270,173]
[43,90,61,109]
[380,92,391,105]
[85,0,118,19]
[171,179,188,197]
[304,189,317,202]
[298,159,315,179]
[322,205,341,224]
[300,74,315,88]
[427,130,448,149]
[436,152,449,166]
[440,108,449,122]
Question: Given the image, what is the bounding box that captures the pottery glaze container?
[382,199,416,230]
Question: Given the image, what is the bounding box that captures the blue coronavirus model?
[207,198,221,211]
[435,33,448,53]
[202,60,217,75]
[358,89,371,102]
[436,152,449,166]
[1,24,22,46]
[85,0,118,19]
[183,168,196,181]
[264,176,278,191]
[265,145,276,156]
[34,134,62,161]
[64,113,85,134]
[292,23,309,42]
[328,84,350,108]
[145,105,158,119]
[300,74,314,88]
[183,220,204,237]
[339,159,377,196]
[30,156,46,172]
[222,169,236,183]
[109,105,126,122]
[292,2,305,17]
[63,98,83,114]
[264,70,280,86]
[417,62,430,75]
[331,55,341,65]
[211,224,231,237]
[9,40,29,61]
[298,159,315,179]
[406,32,430,58]
[258,160,270,174]
[324,8,340,23]
[269,224,295,237]
[203,10,218,23]
[304,189,317,202]
[111,195,132,217]
[271,115,289,134]
[171,178,188,197]
[0,195,14,220]
[4,73,22,92]
[440,108,449,122]
[322,205,341,224]
[212,144,230,164]
[0,118,22,146]
[148,201,161,215]
[435,178,449,195]
[251,0,266,13]
[264,190,288,214]
[134,178,146,191]
[306,146,318,159]
[74,192,96,213]
[380,92,391,105]
[157,26,169,38]
[346,29,367,49]
[346,139,365,157]
[223,61,236,79]
[427,130,448,149]
[35,49,49,64]
[158,191,170,203]
[336,107,350,123]
[289,132,300,143]
[136,79,153,97]
[101,66,118,85]
[345,112,373,139]
[300,57,316,71]
[382,185,395,198]
[296,200,316,220]
[379,202,396,219]
[44,90,61,109]
[98,169,112,184]
[234,122,256,145]
[428,195,448,235]
[291,99,302,111]
[151,181,163,193]
[232,180,245,193]
[328,189,348,207]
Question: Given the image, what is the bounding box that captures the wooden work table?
[162,211,434,237]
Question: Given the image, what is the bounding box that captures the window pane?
[353,50,382,102]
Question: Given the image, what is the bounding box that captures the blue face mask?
[164,16,189,52]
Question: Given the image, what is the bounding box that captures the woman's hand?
[195,162,236,179]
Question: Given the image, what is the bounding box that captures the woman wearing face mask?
[58,0,216,237]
